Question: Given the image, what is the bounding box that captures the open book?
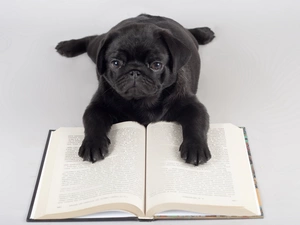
[27,122,263,221]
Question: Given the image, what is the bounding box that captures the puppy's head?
[97,24,191,100]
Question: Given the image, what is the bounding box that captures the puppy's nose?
[129,70,141,78]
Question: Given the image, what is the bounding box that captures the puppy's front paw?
[179,138,211,165]
[78,136,111,163]
[55,39,86,57]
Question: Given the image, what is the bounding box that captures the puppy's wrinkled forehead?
[106,24,168,61]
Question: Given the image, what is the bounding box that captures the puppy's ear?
[96,33,116,76]
[160,31,191,74]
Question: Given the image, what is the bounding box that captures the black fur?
[55,14,215,165]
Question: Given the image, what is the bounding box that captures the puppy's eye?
[149,62,163,71]
[110,59,123,69]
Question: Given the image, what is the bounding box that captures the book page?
[32,122,146,219]
[145,122,260,217]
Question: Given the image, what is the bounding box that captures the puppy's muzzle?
[116,69,158,100]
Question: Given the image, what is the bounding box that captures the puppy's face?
[104,35,170,100]
[96,24,191,100]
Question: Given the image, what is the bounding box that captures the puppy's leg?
[55,35,96,58]
[55,34,105,63]
[188,27,215,45]
[78,101,113,163]
[167,97,211,165]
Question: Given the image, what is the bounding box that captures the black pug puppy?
[56,14,214,165]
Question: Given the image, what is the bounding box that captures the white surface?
[0,0,299,224]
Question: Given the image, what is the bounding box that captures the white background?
[1,0,300,224]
